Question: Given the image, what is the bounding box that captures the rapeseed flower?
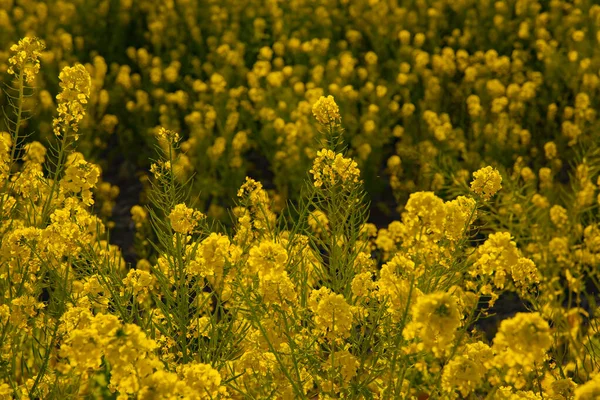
[312,95,341,127]
[471,166,503,200]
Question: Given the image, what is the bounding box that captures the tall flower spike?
[7,37,45,83]
[53,64,92,140]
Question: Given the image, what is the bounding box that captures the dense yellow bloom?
[312,95,341,126]
[100,114,119,134]
[247,239,287,276]
[10,296,45,331]
[60,158,100,206]
[187,233,236,280]
[168,203,205,234]
[444,196,476,241]
[45,198,104,258]
[441,342,493,397]
[310,148,361,190]
[53,64,92,139]
[258,269,297,307]
[470,166,502,200]
[59,307,121,371]
[531,194,549,209]
[0,133,11,186]
[404,191,447,239]
[378,255,422,320]
[472,232,539,292]
[486,79,506,98]
[235,178,277,238]
[403,291,461,357]
[575,377,600,400]
[309,287,353,341]
[542,374,577,399]
[7,36,45,83]
[544,142,558,159]
[0,383,12,399]
[102,323,162,394]
[321,349,358,391]
[550,205,569,227]
[351,271,376,298]
[122,269,156,303]
[3,0,600,394]
[493,312,552,369]
[494,387,543,399]
[23,141,46,164]
[179,362,227,399]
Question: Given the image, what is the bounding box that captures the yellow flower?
[492,312,552,369]
[60,158,101,206]
[575,377,600,400]
[150,160,171,180]
[247,239,288,275]
[404,291,461,357]
[187,233,234,280]
[308,210,329,234]
[441,342,493,397]
[377,255,422,320]
[444,196,476,241]
[310,148,361,190]
[549,205,568,227]
[309,287,354,341]
[155,127,180,144]
[544,375,576,399]
[470,166,502,200]
[404,191,447,239]
[59,308,121,371]
[210,72,227,93]
[23,141,47,164]
[130,205,148,229]
[471,232,538,292]
[351,271,376,298]
[0,133,11,186]
[312,95,341,126]
[7,36,45,83]
[168,203,205,234]
[122,269,156,303]
[180,362,227,399]
[0,382,13,399]
[322,349,359,389]
[52,64,92,139]
[258,270,297,307]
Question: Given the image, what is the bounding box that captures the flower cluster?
[7,37,45,83]
[60,156,100,206]
[310,149,361,190]
[470,166,503,200]
[309,287,354,342]
[312,95,342,127]
[3,0,600,394]
[403,292,461,357]
[168,203,205,234]
[52,64,92,139]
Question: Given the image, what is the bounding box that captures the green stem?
[8,68,25,168]
[0,68,25,216]
[29,258,70,396]
[40,128,71,225]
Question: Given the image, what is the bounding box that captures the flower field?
[1,0,600,398]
